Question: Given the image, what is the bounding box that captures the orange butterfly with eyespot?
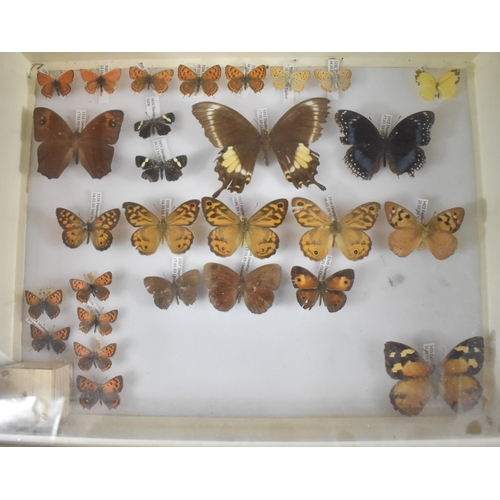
[178,64,221,97]
[69,271,112,303]
[30,324,70,354]
[77,307,118,336]
[37,70,74,98]
[25,288,63,319]
[225,65,266,93]
[77,375,123,410]
[74,342,117,372]
[129,67,174,94]
[80,68,122,94]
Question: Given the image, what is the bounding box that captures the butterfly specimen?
[134,112,175,139]
[69,271,112,303]
[77,307,118,336]
[292,198,380,261]
[335,110,435,180]
[129,67,173,94]
[122,200,200,255]
[74,342,117,371]
[290,266,354,312]
[270,67,310,92]
[204,263,282,314]
[144,270,201,310]
[202,197,288,259]
[37,70,74,98]
[33,107,124,179]
[178,64,221,97]
[77,375,123,410]
[80,68,122,94]
[192,98,330,197]
[384,202,465,260]
[30,325,70,354]
[415,69,460,101]
[225,64,266,93]
[56,208,121,251]
[314,68,352,93]
[136,155,187,182]
[384,337,484,416]
[25,289,63,319]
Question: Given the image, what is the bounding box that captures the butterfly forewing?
[203,263,241,312]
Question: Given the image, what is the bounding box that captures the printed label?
[415,198,428,223]
[98,64,110,103]
[257,108,268,132]
[196,64,207,76]
[87,298,101,315]
[37,65,50,75]
[323,195,337,220]
[135,62,147,71]
[145,95,161,119]
[380,114,393,137]
[95,338,102,350]
[423,342,435,368]
[89,192,102,222]
[160,198,172,219]
[240,247,254,274]
[75,110,87,133]
[231,194,246,219]
[26,316,48,333]
[318,255,332,281]
[153,137,170,163]
[172,257,183,280]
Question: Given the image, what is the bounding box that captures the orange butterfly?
[129,67,173,93]
[31,325,70,354]
[178,64,221,97]
[25,289,63,319]
[80,68,122,94]
[77,375,123,410]
[74,342,117,371]
[37,70,74,98]
[77,307,118,336]
[69,271,112,303]
[225,65,266,93]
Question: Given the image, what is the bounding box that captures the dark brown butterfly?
[80,68,122,94]
[33,107,124,179]
[204,263,282,314]
[129,67,174,93]
[290,266,354,312]
[69,271,112,302]
[136,155,187,182]
[77,375,123,410]
[225,65,266,93]
[77,307,118,336]
[31,325,70,354]
[134,113,175,139]
[37,70,74,98]
[25,289,63,319]
[192,98,330,197]
[144,270,201,310]
[74,342,117,371]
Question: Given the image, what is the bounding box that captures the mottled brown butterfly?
[31,325,70,354]
[74,342,117,371]
[77,375,123,410]
[144,270,201,310]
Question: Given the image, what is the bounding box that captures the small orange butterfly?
[69,271,112,303]
[129,67,174,94]
[31,325,70,354]
[37,70,74,98]
[74,342,117,371]
[77,307,118,336]
[225,65,266,93]
[178,64,221,97]
[25,289,63,319]
[80,68,122,94]
[77,375,123,410]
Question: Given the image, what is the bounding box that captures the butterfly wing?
[88,208,121,251]
[175,270,201,306]
[77,376,100,409]
[100,68,122,94]
[37,72,57,98]
[384,202,423,258]
[30,325,49,352]
[122,202,162,255]
[436,69,460,100]
[70,279,92,302]
[56,208,88,248]
[314,69,334,93]
[25,291,43,319]
[336,70,352,91]
[80,69,101,94]
[162,155,187,181]
[269,98,330,191]
[97,310,118,336]
[290,266,321,310]
[164,200,200,254]
[33,107,76,179]
[270,67,289,90]
[129,67,150,93]
[384,341,433,416]
[203,263,241,312]
[136,156,161,182]
[414,70,438,100]
[178,65,199,96]
[247,65,266,93]
[43,289,63,319]
[192,102,263,196]
[288,70,310,92]
[74,342,95,371]
[100,376,123,409]
[90,271,113,301]
[95,343,117,372]
[144,276,176,310]
[200,65,221,97]
[150,69,174,94]
[225,65,245,93]
[77,307,96,333]
[242,264,282,314]
[48,327,70,354]
[322,269,355,312]
[424,207,465,260]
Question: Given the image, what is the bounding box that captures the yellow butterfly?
[384,202,465,260]
[270,67,310,93]
[314,68,352,92]
[292,198,380,261]
[201,197,288,259]
[414,68,460,100]
[122,200,200,255]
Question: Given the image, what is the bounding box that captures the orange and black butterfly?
[77,307,118,336]
[37,70,74,98]
[384,337,484,416]
[31,324,70,354]
[178,64,221,97]
[80,68,122,94]
[77,375,123,410]
[25,289,63,319]
[225,65,266,93]
[129,67,173,94]
[74,342,117,371]
[69,271,112,303]
[290,266,354,312]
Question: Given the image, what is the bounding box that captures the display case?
[0,52,499,445]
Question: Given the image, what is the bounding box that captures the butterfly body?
[30,325,70,354]
[37,70,74,98]
[178,64,221,96]
[74,342,117,371]
[144,270,201,310]
[335,110,435,179]
[129,67,173,93]
[415,69,460,100]
[134,113,175,139]
[25,289,63,319]
[77,375,123,410]
[77,307,118,336]
[69,271,112,302]
[384,337,484,416]
[80,68,122,94]
[135,155,187,182]
[225,65,266,93]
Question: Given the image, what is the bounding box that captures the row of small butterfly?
[55,198,465,262]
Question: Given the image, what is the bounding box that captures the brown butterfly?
[178,64,221,97]
[31,325,70,354]
[202,197,288,259]
[270,67,310,92]
[69,271,112,303]
[292,198,380,261]
[37,70,74,98]
[314,68,352,93]
[129,67,173,93]
[204,263,282,314]
[384,337,484,416]
[192,98,330,197]
[56,208,121,251]
[80,68,122,94]
[77,375,123,410]
[384,202,465,260]
[144,270,201,310]
[122,201,200,255]
[25,289,63,319]
[225,65,266,93]
[74,342,117,371]
[290,266,354,312]
[33,107,124,179]
[77,307,118,336]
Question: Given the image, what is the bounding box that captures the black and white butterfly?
[335,110,435,180]
[134,112,175,139]
[135,155,188,182]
